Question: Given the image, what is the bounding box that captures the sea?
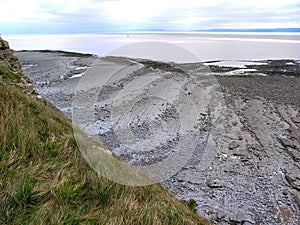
[3,32,300,63]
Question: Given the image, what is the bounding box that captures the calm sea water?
[3,33,300,62]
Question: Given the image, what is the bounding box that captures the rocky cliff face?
[0,37,36,94]
[0,37,23,73]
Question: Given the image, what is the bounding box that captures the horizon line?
[2,28,300,35]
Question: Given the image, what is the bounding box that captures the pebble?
[229,141,240,150]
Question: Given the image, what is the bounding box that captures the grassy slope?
[0,65,210,224]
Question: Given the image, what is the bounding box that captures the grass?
[0,63,23,84]
[215,117,224,124]
[0,65,211,224]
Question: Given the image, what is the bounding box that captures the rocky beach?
[16,51,300,224]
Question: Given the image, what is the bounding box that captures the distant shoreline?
[17,49,97,58]
[2,28,300,35]
[16,49,300,65]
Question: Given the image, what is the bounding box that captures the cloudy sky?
[0,0,299,34]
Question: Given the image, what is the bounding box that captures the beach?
[16,50,300,224]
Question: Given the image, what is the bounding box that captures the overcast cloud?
[0,0,299,34]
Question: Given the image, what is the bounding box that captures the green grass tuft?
[186,199,199,213]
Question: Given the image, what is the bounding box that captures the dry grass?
[0,66,211,224]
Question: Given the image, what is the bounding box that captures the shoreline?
[16,49,300,64]
[17,49,97,57]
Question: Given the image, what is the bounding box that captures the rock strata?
[0,37,23,73]
[17,51,300,224]
[0,37,37,94]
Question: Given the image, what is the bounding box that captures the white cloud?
[0,0,299,32]
[228,0,300,8]
[101,0,161,22]
[0,0,55,22]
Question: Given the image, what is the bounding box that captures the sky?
[0,0,300,34]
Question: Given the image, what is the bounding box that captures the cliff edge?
[0,37,210,225]
[0,37,23,73]
[0,37,36,94]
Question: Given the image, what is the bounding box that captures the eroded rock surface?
[164,96,300,224]
[18,51,300,224]
[0,37,35,93]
